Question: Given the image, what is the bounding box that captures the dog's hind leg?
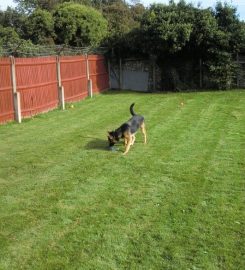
[140,122,147,144]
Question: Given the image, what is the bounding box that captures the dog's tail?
[130,103,136,116]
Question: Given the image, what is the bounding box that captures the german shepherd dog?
[108,103,147,155]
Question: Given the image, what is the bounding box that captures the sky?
[0,0,245,20]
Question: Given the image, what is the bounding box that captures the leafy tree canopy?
[0,25,38,56]
[214,1,244,52]
[0,25,20,46]
[140,2,195,55]
[23,8,55,44]
[14,0,62,13]
[0,7,26,36]
[53,2,108,47]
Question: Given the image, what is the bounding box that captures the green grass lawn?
[0,90,244,270]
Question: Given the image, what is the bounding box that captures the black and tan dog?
[108,103,147,155]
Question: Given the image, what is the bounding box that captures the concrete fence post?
[119,58,122,89]
[59,86,65,110]
[236,53,239,88]
[153,61,156,91]
[88,79,93,98]
[86,54,93,98]
[56,56,65,109]
[108,59,111,89]
[10,56,21,123]
[199,58,203,89]
[86,54,89,80]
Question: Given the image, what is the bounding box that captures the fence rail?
[0,55,109,124]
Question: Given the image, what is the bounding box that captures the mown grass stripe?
[0,90,244,270]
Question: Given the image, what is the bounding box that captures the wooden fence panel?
[60,56,87,102]
[1,54,109,124]
[0,58,14,123]
[88,55,109,93]
[15,57,58,118]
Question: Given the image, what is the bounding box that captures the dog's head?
[107,131,119,147]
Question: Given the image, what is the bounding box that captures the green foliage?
[1,0,245,90]
[131,2,145,22]
[207,50,236,89]
[122,0,244,90]
[0,25,39,56]
[140,3,194,54]
[0,7,26,36]
[202,2,245,89]
[0,25,20,47]
[23,8,55,44]
[241,22,245,52]
[190,8,217,52]
[14,0,62,13]
[102,1,145,49]
[53,2,108,46]
[214,1,244,52]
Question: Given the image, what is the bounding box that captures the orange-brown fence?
[0,58,14,123]
[88,55,109,94]
[0,55,109,124]
[60,55,87,102]
[15,57,58,118]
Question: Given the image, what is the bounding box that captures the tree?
[23,8,55,44]
[0,25,20,46]
[102,0,145,52]
[130,2,145,23]
[140,2,194,55]
[190,8,218,55]
[14,0,62,13]
[205,2,245,89]
[0,25,38,56]
[241,22,245,52]
[0,7,26,37]
[53,2,108,47]
[215,1,244,52]
[103,1,138,42]
[115,1,244,90]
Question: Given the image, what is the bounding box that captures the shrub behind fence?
[0,55,109,124]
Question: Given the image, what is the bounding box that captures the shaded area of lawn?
[0,90,244,269]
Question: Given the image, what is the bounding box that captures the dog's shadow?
[84,136,144,153]
[84,136,108,151]
[84,136,123,152]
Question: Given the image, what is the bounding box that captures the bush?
[53,2,108,47]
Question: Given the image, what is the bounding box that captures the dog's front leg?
[140,122,147,144]
[131,134,136,145]
[124,138,127,147]
[123,134,132,155]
